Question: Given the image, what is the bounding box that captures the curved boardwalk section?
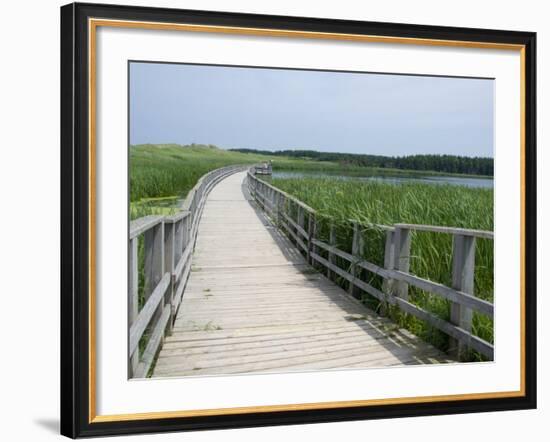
[152,172,452,377]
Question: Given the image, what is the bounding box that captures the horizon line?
[130,142,495,160]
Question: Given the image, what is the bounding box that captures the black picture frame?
[60,2,537,438]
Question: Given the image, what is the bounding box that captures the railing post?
[274,191,281,225]
[297,205,304,247]
[183,214,190,254]
[450,234,476,359]
[381,229,396,315]
[328,223,336,281]
[174,217,185,263]
[187,191,194,242]
[172,216,186,319]
[164,221,175,335]
[128,237,139,377]
[269,187,274,216]
[272,188,277,218]
[258,182,263,208]
[393,227,411,300]
[307,213,316,265]
[250,174,254,199]
[144,221,165,327]
[283,197,290,228]
[349,223,365,299]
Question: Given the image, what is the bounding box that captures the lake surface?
[272,171,494,189]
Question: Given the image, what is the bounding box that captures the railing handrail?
[130,215,164,239]
[247,168,494,360]
[394,223,494,239]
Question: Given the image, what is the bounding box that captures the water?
[130,195,185,220]
[272,171,493,189]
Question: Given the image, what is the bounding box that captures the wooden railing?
[128,165,245,378]
[247,169,494,360]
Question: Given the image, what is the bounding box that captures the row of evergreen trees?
[230,148,493,176]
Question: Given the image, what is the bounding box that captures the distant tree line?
[229,148,494,176]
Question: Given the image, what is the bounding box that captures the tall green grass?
[130,144,274,219]
[270,176,494,360]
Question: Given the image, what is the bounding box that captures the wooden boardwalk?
[152,172,453,377]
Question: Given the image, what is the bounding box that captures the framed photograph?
[60,2,537,438]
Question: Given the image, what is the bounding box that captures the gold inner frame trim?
[88,18,527,424]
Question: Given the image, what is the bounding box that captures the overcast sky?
[130,62,494,158]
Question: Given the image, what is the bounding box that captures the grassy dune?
[131,143,271,201]
[270,176,494,360]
